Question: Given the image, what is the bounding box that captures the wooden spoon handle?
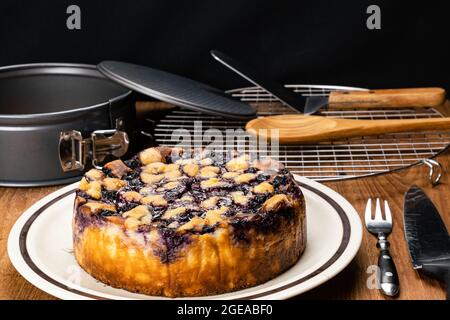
[328,87,446,109]
[246,114,450,144]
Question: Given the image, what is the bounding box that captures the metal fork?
[365,198,400,297]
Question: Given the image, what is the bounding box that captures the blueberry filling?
[76,151,302,262]
[218,197,232,207]
[100,210,119,217]
[101,189,118,204]
[102,168,112,177]
[124,157,141,170]
[150,207,166,220]
[175,212,192,223]
[272,175,288,189]
[164,185,187,201]
[246,167,258,174]
[73,206,105,235]
[230,207,294,245]
[235,184,252,194]
[251,193,271,210]
[256,173,270,183]
[196,224,217,235]
[157,229,191,263]
[125,178,144,191]
[117,201,139,213]
[76,190,92,200]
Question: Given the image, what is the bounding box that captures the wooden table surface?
[1,103,450,300]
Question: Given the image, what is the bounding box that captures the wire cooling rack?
[153,85,450,181]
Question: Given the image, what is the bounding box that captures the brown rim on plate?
[18,182,351,300]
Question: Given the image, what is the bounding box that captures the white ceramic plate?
[8,176,362,300]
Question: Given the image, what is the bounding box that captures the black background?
[0,0,448,91]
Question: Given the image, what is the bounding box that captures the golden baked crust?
[73,147,306,297]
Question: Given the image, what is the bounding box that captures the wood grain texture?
[1,101,449,300]
[1,157,449,300]
[246,114,450,144]
[329,87,446,109]
[299,160,449,300]
[0,186,59,300]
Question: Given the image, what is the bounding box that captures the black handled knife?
[404,186,450,300]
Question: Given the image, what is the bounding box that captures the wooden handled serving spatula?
[315,87,446,110]
[246,114,450,144]
[211,50,446,114]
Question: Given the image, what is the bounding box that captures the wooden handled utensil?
[304,87,447,114]
[246,114,450,144]
[324,87,446,109]
[211,50,446,113]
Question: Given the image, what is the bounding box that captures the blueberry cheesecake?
[73,147,306,297]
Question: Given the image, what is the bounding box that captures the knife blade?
[404,185,450,299]
[211,50,446,114]
[404,186,450,268]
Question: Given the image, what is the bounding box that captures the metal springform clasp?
[59,119,129,172]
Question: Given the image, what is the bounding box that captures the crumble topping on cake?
[74,147,303,263]
[72,147,306,297]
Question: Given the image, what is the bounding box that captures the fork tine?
[384,200,392,225]
[364,198,372,224]
[375,198,383,221]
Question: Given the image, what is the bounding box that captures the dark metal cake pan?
[0,63,134,187]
